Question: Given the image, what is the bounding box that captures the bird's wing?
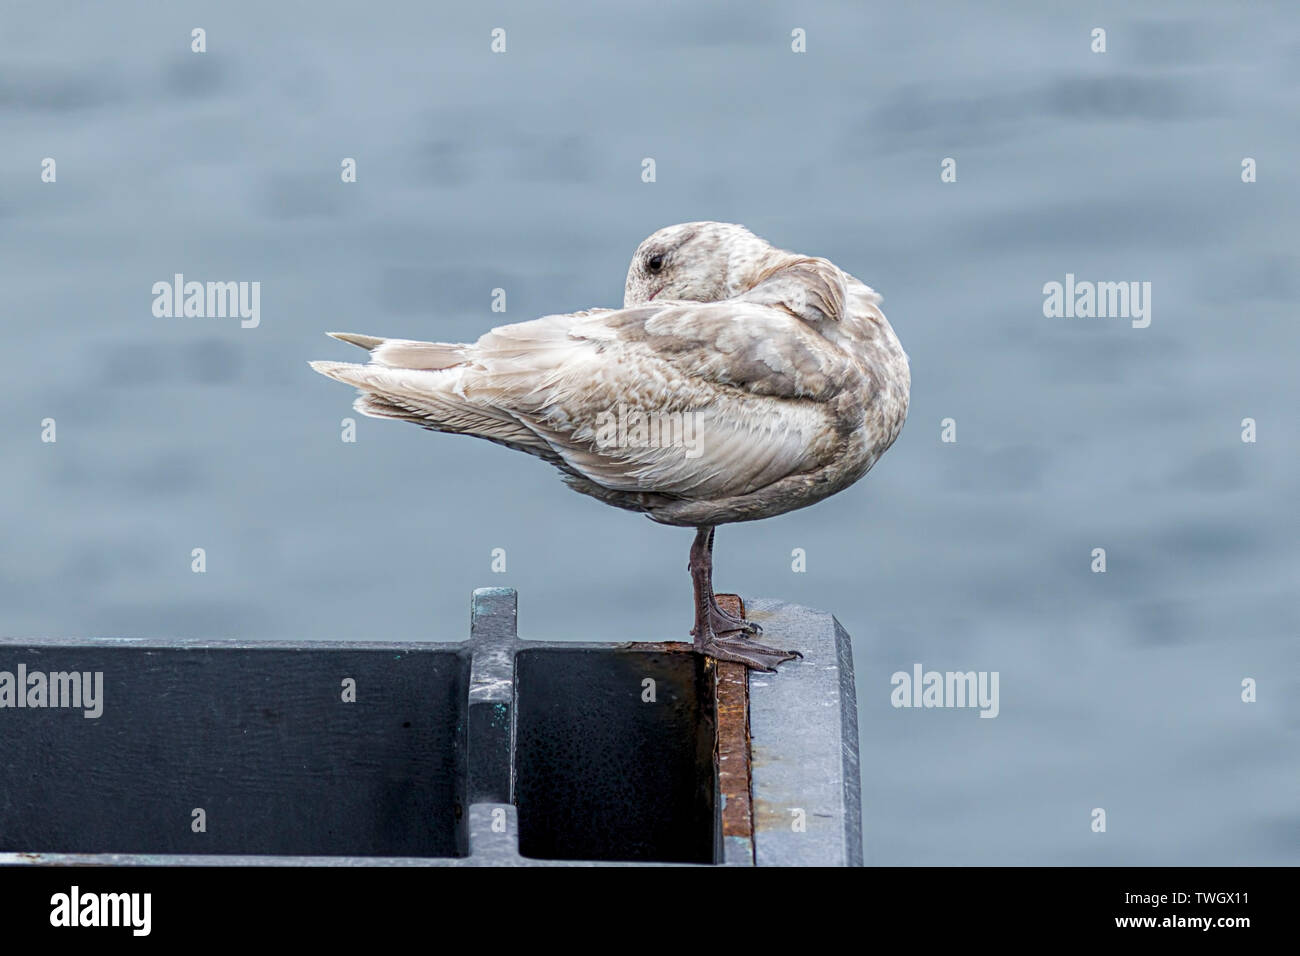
[739,255,850,324]
[309,313,608,454]
[310,299,862,500]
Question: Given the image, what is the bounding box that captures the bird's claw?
[695,627,802,672]
[707,604,762,637]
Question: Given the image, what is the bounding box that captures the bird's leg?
[689,526,802,672]
[699,527,763,636]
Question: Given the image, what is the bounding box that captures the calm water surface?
[1,1,1296,864]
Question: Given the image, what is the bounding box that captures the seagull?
[310,222,909,671]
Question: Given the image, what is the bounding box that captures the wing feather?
[311,295,860,501]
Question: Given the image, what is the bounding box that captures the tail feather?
[328,332,385,351]
[308,355,547,452]
[325,331,467,370]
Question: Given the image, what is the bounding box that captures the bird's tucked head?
[623,221,782,307]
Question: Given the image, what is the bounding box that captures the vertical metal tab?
[467,588,517,804]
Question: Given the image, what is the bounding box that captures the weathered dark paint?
[0,645,469,857]
[1,589,861,865]
[513,646,716,864]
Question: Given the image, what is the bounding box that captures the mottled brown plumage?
[310,222,909,669]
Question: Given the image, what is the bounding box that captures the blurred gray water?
[2,1,1296,864]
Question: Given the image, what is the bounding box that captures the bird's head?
[623,221,779,307]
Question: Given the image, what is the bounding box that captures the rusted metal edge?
[596,605,756,865]
[712,594,755,866]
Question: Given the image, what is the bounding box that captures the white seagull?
[311,222,909,671]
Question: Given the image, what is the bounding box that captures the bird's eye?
[646,254,665,274]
